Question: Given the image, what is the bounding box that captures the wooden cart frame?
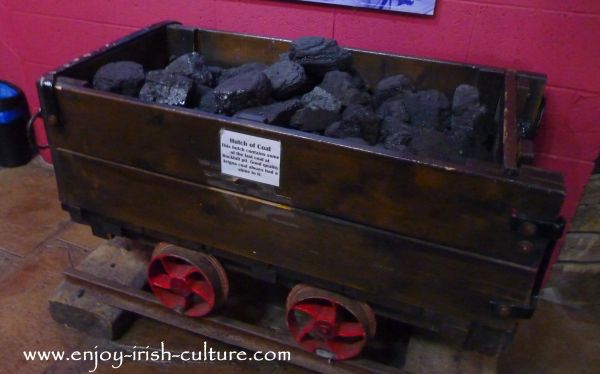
[38,22,565,354]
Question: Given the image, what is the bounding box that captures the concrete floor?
[0,158,598,373]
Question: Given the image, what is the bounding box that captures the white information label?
[220,129,281,187]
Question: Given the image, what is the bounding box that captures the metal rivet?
[518,240,535,254]
[519,222,537,237]
[47,114,58,126]
[498,305,511,318]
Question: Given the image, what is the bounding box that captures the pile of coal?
[234,98,302,126]
[375,80,488,163]
[164,52,214,87]
[377,96,409,139]
[219,63,267,83]
[319,71,370,107]
[404,89,450,130]
[326,105,380,145]
[383,124,414,152]
[130,52,223,107]
[289,36,352,75]
[263,61,309,100]
[138,70,195,107]
[92,61,145,97]
[373,74,412,107]
[451,84,486,129]
[290,87,342,131]
[213,71,272,115]
[198,91,218,113]
[92,36,492,164]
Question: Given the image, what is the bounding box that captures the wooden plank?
[195,27,505,98]
[570,205,600,233]
[47,85,564,268]
[559,233,600,262]
[55,150,535,329]
[581,174,600,206]
[196,29,289,68]
[165,24,196,60]
[503,70,519,174]
[545,263,600,306]
[519,140,535,165]
[516,72,547,139]
[58,22,175,81]
[48,238,149,339]
[404,333,498,372]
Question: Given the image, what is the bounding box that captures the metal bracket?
[502,70,519,176]
[518,97,546,140]
[37,73,60,129]
[510,211,565,240]
[490,299,535,319]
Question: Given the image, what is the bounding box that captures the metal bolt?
[498,305,512,318]
[518,241,535,254]
[519,222,537,237]
[47,114,58,126]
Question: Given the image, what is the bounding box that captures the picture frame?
[296,0,437,16]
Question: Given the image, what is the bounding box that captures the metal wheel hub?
[315,321,335,339]
[147,243,228,317]
[286,284,376,361]
[169,278,189,295]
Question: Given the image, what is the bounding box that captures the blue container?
[0,80,31,167]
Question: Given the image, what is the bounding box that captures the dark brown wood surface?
[39,24,567,336]
[542,156,599,321]
[581,174,600,205]
[59,22,176,82]
[49,239,149,339]
[571,205,600,233]
[559,233,600,262]
[48,83,564,267]
[196,29,289,68]
[195,28,500,96]
[503,70,519,173]
[55,149,534,329]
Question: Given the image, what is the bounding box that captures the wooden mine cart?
[38,22,565,360]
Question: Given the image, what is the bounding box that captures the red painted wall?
[0,0,598,229]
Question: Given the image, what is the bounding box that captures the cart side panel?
[47,85,564,267]
[195,29,290,68]
[54,149,537,328]
[57,22,180,82]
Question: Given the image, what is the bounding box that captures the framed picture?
[296,0,437,15]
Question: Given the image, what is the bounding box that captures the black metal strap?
[26,108,50,150]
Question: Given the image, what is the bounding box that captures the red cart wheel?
[147,243,228,317]
[286,284,376,360]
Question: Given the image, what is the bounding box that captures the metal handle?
[26,108,49,150]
